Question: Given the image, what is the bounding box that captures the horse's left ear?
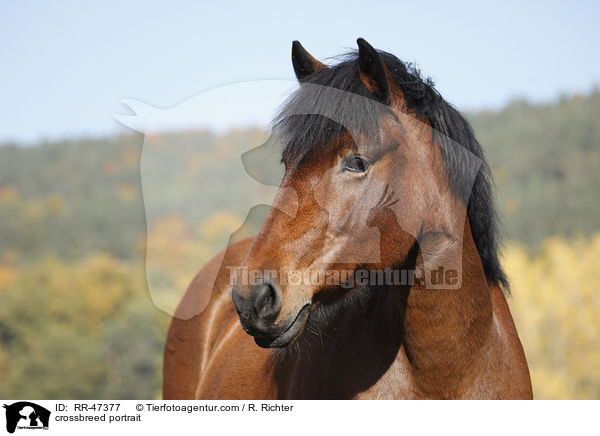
[357,38,392,105]
[292,41,328,81]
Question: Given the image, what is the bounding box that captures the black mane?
[274,50,509,290]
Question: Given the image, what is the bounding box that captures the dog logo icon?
[3,402,50,433]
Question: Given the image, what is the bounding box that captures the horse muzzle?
[232,281,310,348]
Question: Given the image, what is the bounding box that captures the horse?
[163,38,533,399]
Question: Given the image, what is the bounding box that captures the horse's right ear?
[357,38,392,105]
[291,41,328,81]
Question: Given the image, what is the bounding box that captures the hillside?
[469,89,600,247]
[1,91,598,263]
[1,91,599,400]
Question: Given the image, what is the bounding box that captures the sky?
[1,0,599,143]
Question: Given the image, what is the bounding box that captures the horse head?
[232,39,494,348]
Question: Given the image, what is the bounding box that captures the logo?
[3,402,50,434]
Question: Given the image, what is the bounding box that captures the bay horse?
[163,38,532,399]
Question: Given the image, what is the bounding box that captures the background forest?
[0,90,599,399]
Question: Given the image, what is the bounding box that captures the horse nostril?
[232,281,282,327]
[252,282,281,320]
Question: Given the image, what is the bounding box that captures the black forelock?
[273,50,509,290]
[275,52,392,166]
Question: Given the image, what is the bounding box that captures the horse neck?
[401,218,494,393]
[274,219,495,398]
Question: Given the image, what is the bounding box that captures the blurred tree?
[0,256,169,399]
[505,234,600,399]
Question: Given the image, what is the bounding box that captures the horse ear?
[291,41,328,81]
[357,38,391,104]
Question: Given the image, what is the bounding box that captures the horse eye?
[343,155,370,173]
